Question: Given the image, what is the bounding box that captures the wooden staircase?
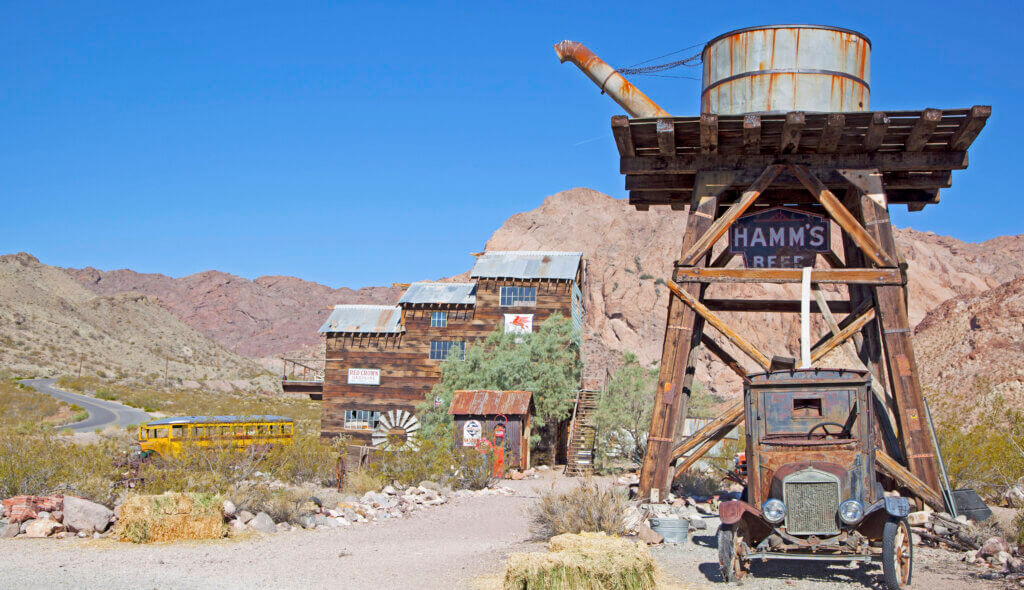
[565,389,599,476]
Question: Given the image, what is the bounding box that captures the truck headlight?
[762,499,786,523]
[839,499,864,524]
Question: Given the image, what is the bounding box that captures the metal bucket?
[649,517,690,544]
[701,25,871,114]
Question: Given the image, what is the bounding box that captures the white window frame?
[431,311,448,327]
[500,286,537,307]
[430,340,465,361]
[343,409,381,431]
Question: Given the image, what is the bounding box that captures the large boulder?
[979,536,1013,558]
[63,497,113,533]
[249,512,276,534]
[1,522,20,538]
[24,518,64,538]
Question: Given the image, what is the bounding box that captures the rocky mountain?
[0,253,261,384]
[67,267,404,359]
[914,275,1024,411]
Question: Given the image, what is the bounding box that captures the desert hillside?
[0,253,262,384]
[67,267,404,358]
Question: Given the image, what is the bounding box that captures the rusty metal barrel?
[701,25,871,115]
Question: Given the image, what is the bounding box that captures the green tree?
[593,352,658,469]
[418,314,581,466]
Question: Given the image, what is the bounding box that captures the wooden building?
[319,251,584,444]
[449,390,534,470]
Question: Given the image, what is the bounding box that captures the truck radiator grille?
[784,481,839,535]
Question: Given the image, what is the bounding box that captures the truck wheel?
[882,518,913,589]
[717,524,745,582]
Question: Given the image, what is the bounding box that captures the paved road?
[21,378,151,433]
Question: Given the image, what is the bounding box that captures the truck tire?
[717,524,744,582]
[882,517,913,589]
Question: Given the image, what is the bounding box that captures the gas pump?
[492,414,507,477]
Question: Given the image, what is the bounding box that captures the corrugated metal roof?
[145,415,293,426]
[470,251,583,280]
[448,390,533,416]
[318,305,403,334]
[398,282,476,305]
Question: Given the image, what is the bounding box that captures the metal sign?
[504,314,533,334]
[729,206,830,268]
[347,368,380,385]
[462,419,482,447]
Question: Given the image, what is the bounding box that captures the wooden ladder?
[565,389,599,476]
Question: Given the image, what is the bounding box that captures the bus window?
[171,425,184,438]
[234,425,245,436]
[257,425,269,436]
[154,428,169,439]
[222,426,231,436]
[245,425,256,436]
[139,429,147,440]
[283,424,293,435]
[194,426,206,437]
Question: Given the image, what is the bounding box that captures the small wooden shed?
[449,390,534,470]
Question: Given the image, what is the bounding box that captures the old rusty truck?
[717,369,913,589]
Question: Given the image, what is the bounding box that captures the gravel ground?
[0,472,1008,590]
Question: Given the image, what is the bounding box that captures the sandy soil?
[0,472,1008,590]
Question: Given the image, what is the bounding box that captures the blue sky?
[2,1,1019,288]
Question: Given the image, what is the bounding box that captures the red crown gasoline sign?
[728,206,830,268]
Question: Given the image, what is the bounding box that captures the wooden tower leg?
[638,171,734,503]
[852,180,942,494]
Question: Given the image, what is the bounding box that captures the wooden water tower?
[556,25,989,505]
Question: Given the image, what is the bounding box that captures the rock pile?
[224,483,516,535]
[0,495,114,540]
[908,510,1023,581]
[622,495,716,545]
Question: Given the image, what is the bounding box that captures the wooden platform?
[613,106,990,211]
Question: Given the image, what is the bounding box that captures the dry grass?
[0,374,69,430]
[369,433,493,490]
[343,468,386,496]
[115,492,225,543]
[503,532,656,590]
[529,480,628,540]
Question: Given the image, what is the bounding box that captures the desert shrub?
[672,470,722,498]
[224,483,310,523]
[503,532,656,590]
[936,389,1024,500]
[369,433,493,490]
[529,480,628,540]
[0,429,124,504]
[115,492,225,543]
[1013,512,1024,550]
[0,377,67,428]
[342,468,386,496]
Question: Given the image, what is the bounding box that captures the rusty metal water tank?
[701,25,870,115]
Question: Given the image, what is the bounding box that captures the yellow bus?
[138,415,294,458]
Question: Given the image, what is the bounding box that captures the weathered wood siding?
[452,415,529,470]
[321,278,576,439]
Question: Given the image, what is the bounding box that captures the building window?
[344,410,380,431]
[500,286,537,307]
[431,311,448,327]
[430,340,465,361]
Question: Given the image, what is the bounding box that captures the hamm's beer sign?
[729,207,830,268]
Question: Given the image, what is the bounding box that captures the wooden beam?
[674,267,903,286]
[666,279,771,370]
[628,169,946,192]
[743,113,761,155]
[657,118,675,157]
[700,113,719,154]
[674,426,736,479]
[625,174,695,191]
[619,151,969,175]
[863,112,889,152]
[876,451,945,510]
[672,401,744,461]
[781,111,805,153]
[810,307,876,363]
[818,113,845,153]
[640,172,734,503]
[948,105,991,151]
[611,115,636,158]
[905,108,942,152]
[709,248,734,269]
[705,298,852,314]
[790,165,897,268]
[679,165,783,266]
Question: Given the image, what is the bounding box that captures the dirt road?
[0,473,1003,590]
[22,378,150,433]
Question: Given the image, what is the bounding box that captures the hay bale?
[503,532,656,590]
[115,493,225,543]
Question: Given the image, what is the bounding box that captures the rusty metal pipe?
[553,40,670,118]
